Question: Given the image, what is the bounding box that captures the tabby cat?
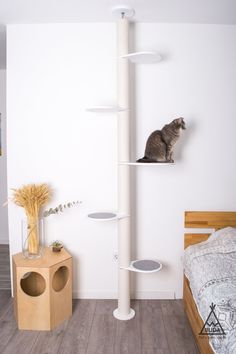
[137,117,186,163]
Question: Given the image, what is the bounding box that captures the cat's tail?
[136,157,156,163]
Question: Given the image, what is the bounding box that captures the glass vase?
[21,217,44,259]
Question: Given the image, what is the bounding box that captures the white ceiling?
[0,0,236,68]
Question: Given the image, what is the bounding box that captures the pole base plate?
[113,308,135,320]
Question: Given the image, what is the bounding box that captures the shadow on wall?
[174,119,196,161]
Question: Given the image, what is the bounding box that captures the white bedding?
[183,227,236,354]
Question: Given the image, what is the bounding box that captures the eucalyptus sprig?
[43,200,81,217]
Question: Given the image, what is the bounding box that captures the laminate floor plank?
[58,299,96,354]
[0,290,199,354]
[0,292,18,352]
[0,319,18,352]
[0,289,11,315]
[0,295,35,354]
[140,300,170,352]
[86,300,117,354]
[114,300,142,354]
[0,245,10,252]
[0,281,11,289]
[1,329,39,354]
[0,244,11,290]
[142,350,171,354]
[29,320,68,354]
[0,296,15,322]
[161,300,199,354]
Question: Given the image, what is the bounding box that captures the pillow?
[207,226,236,241]
[183,227,236,279]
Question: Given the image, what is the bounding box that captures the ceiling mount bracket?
[111,5,135,19]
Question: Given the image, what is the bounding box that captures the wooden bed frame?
[184,211,236,354]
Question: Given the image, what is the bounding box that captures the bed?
[183,211,236,354]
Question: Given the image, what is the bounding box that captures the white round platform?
[122,259,163,273]
[121,52,162,64]
[119,162,175,166]
[88,212,117,221]
[86,106,127,113]
[113,308,135,320]
[88,212,129,221]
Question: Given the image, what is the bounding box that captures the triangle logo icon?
[199,303,225,336]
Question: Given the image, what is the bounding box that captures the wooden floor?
[0,244,11,290]
[0,245,199,353]
[0,289,199,354]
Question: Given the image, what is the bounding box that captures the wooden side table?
[13,247,72,330]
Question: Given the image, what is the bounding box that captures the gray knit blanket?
[183,227,236,354]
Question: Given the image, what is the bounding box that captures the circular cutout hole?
[20,272,46,297]
[52,266,69,292]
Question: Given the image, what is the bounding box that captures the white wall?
[0,69,8,244]
[7,23,236,299]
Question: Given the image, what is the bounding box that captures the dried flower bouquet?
[12,184,51,254]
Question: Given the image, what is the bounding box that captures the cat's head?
[173,117,186,130]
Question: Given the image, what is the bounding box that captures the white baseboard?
[132,290,175,299]
[72,290,175,299]
[0,236,9,244]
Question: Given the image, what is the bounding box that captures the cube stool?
[13,247,72,330]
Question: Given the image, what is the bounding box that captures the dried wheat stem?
[12,184,51,254]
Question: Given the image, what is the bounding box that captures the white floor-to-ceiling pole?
[87,6,163,321]
[113,15,135,321]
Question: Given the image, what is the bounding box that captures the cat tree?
[87,6,170,320]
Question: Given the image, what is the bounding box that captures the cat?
[137,117,186,163]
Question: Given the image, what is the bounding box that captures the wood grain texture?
[0,244,11,290]
[58,299,96,354]
[184,234,210,249]
[0,320,18,353]
[0,289,11,316]
[87,300,117,354]
[0,290,199,354]
[114,300,142,354]
[0,296,15,323]
[13,249,72,330]
[2,328,39,354]
[161,300,199,354]
[185,211,236,229]
[140,300,169,351]
[0,296,18,354]
[29,318,68,354]
[183,277,214,354]
[13,247,71,268]
[183,211,235,354]
[141,350,170,354]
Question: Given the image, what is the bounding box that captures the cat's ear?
[173,118,181,125]
[178,117,186,129]
[173,117,186,129]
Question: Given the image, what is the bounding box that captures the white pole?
[113,16,135,320]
